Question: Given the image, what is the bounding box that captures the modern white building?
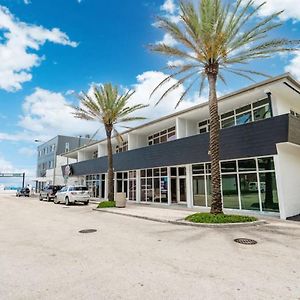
[62,73,300,219]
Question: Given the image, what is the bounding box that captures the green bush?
[97,201,116,208]
[185,213,257,224]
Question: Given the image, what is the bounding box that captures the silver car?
[54,186,90,205]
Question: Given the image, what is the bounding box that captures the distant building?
[35,135,93,191]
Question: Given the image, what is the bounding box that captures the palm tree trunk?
[207,70,223,214]
[106,126,114,201]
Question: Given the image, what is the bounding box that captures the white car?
[54,186,90,205]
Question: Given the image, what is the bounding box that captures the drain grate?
[234,238,257,245]
[79,229,97,234]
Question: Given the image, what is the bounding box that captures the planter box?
[115,192,126,208]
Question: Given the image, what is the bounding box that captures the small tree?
[72,83,147,201]
[150,0,300,214]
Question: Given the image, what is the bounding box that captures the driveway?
[0,192,300,300]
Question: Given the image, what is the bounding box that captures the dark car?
[39,185,64,202]
[16,188,30,197]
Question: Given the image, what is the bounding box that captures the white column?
[186,164,193,208]
[136,170,141,203]
[167,167,171,205]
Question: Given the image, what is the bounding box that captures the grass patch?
[97,201,116,208]
[185,213,257,224]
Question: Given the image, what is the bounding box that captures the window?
[65,142,70,152]
[92,151,98,158]
[290,109,300,118]
[148,126,176,145]
[192,156,278,213]
[198,98,272,133]
[116,141,128,153]
[140,168,168,203]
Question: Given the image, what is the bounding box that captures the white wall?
[128,133,147,150]
[98,144,107,157]
[176,117,198,139]
[275,143,300,219]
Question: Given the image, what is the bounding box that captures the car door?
[57,186,66,202]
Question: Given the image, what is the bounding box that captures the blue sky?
[0,0,300,186]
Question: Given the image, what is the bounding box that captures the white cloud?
[0,6,77,92]
[23,0,31,4]
[245,0,300,21]
[160,0,176,14]
[18,146,36,157]
[285,53,300,79]
[0,88,100,142]
[157,33,178,47]
[123,70,203,128]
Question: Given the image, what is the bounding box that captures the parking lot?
[0,192,300,300]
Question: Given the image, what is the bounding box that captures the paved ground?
[1,193,300,300]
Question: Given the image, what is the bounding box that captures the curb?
[92,208,267,228]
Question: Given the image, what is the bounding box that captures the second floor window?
[198,98,272,134]
[148,126,176,145]
[116,141,128,153]
[65,142,70,152]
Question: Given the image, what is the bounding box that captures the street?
[0,192,300,300]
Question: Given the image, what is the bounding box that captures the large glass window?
[128,171,136,201]
[260,172,279,212]
[198,98,272,133]
[222,174,239,209]
[239,173,260,210]
[193,176,206,206]
[140,168,168,203]
[192,156,278,213]
[148,126,176,145]
[116,141,128,153]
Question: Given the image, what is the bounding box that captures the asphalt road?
[0,193,300,300]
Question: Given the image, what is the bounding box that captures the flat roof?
[63,72,300,156]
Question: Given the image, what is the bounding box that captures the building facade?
[35,135,91,190]
[62,74,300,219]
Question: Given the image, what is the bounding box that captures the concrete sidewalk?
[93,202,291,227]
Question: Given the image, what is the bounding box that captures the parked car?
[54,186,90,205]
[39,185,64,202]
[16,188,30,197]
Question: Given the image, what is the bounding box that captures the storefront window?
[260,173,279,212]
[239,173,260,210]
[193,176,206,206]
[222,174,239,209]
[238,159,256,172]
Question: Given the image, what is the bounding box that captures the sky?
[0,0,300,186]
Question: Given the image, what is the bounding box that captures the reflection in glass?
[141,179,146,202]
[222,174,239,209]
[236,111,252,125]
[193,176,206,206]
[154,178,160,202]
[260,173,279,212]
[258,157,274,171]
[161,177,168,203]
[206,175,212,207]
[221,117,235,128]
[147,178,153,202]
[221,161,237,173]
[238,159,256,172]
[239,173,260,210]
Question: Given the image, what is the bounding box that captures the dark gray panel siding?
[288,115,300,145]
[65,114,289,176]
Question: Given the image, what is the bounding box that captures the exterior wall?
[128,133,147,150]
[275,143,300,219]
[64,115,289,176]
[176,118,198,138]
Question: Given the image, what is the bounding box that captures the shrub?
[97,201,116,208]
[185,213,257,224]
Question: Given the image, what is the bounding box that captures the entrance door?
[179,178,186,202]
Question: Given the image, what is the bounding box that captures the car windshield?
[73,186,88,191]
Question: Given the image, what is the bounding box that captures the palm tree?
[150,0,300,214]
[72,83,147,201]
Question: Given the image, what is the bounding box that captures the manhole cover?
[234,238,257,245]
[78,229,97,234]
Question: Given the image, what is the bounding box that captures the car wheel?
[65,197,70,206]
[84,201,89,205]
[54,196,59,204]
[39,194,43,201]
